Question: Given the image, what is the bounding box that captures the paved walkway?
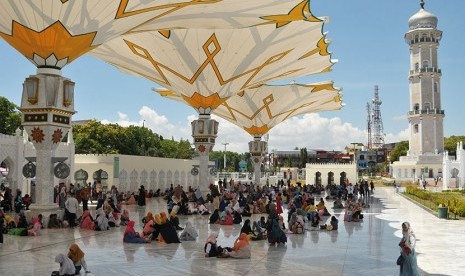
[0,187,463,275]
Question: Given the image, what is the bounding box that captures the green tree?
[390,140,409,163]
[444,136,465,156]
[176,139,194,159]
[0,96,21,135]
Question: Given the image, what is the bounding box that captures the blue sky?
[0,0,464,153]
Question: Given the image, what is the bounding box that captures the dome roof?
[408,8,438,30]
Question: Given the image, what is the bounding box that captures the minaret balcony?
[409,67,441,75]
[407,36,440,45]
[408,109,444,116]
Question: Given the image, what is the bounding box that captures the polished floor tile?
[1,188,463,276]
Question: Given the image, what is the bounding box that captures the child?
[68,243,90,275]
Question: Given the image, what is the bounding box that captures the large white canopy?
[0,0,313,68]
[156,82,342,136]
[92,20,333,114]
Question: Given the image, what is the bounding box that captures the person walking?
[65,193,79,228]
[398,222,419,276]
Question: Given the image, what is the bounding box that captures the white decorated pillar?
[442,151,450,190]
[20,68,75,212]
[191,114,218,195]
[249,135,267,185]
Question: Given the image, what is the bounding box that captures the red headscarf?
[124,221,136,240]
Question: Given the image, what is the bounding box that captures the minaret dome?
[408,1,438,30]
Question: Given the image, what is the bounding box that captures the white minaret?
[405,0,444,156]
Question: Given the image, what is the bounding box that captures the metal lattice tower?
[366,102,372,149]
[371,85,385,149]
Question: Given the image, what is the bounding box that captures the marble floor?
[1,187,463,276]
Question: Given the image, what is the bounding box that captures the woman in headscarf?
[126,194,136,205]
[48,214,63,229]
[266,210,287,245]
[399,222,419,276]
[142,211,154,227]
[142,219,155,239]
[28,217,41,236]
[220,210,233,225]
[95,207,109,231]
[58,187,66,209]
[160,212,168,224]
[229,233,251,258]
[156,211,180,243]
[53,253,75,276]
[67,243,90,275]
[80,210,95,230]
[209,209,220,224]
[179,221,198,241]
[120,209,130,226]
[123,221,150,243]
[169,206,183,231]
[138,185,146,207]
[204,232,225,257]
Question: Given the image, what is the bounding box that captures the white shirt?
[65,197,79,214]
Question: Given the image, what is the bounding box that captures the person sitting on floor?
[52,253,75,276]
[310,213,321,228]
[169,206,183,231]
[95,208,109,231]
[228,233,251,258]
[80,210,95,230]
[233,210,242,224]
[209,209,220,224]
[158,212,181,243]
[220,211,233,225]
[204,232,228,258]
[28,217,41,236]
[333,197,344,209]
[123,221,150,243]
[48,214,63,229]
[120,209,130,226]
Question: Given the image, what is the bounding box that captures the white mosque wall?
[305,163,357,186]
[74,154,203,193]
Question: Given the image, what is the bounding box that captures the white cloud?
[103,107,409,153]
[117,112,128,120]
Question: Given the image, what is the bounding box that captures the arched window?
[422,60,429,68]
[434,82,439,93]
[415,63,419,71]
[414,103,420,111]
[424,102,431,110]
[414,124,419,133]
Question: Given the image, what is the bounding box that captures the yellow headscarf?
[145,212,153,222]
[68,243,85,263]
[154,214,162,225]
[160,212,167,224]
[5,215,12,224]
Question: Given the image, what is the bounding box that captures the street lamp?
[222,142,229,171]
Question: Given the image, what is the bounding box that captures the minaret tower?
[405,0,444,156]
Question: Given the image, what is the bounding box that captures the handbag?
[396,254,404,266]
